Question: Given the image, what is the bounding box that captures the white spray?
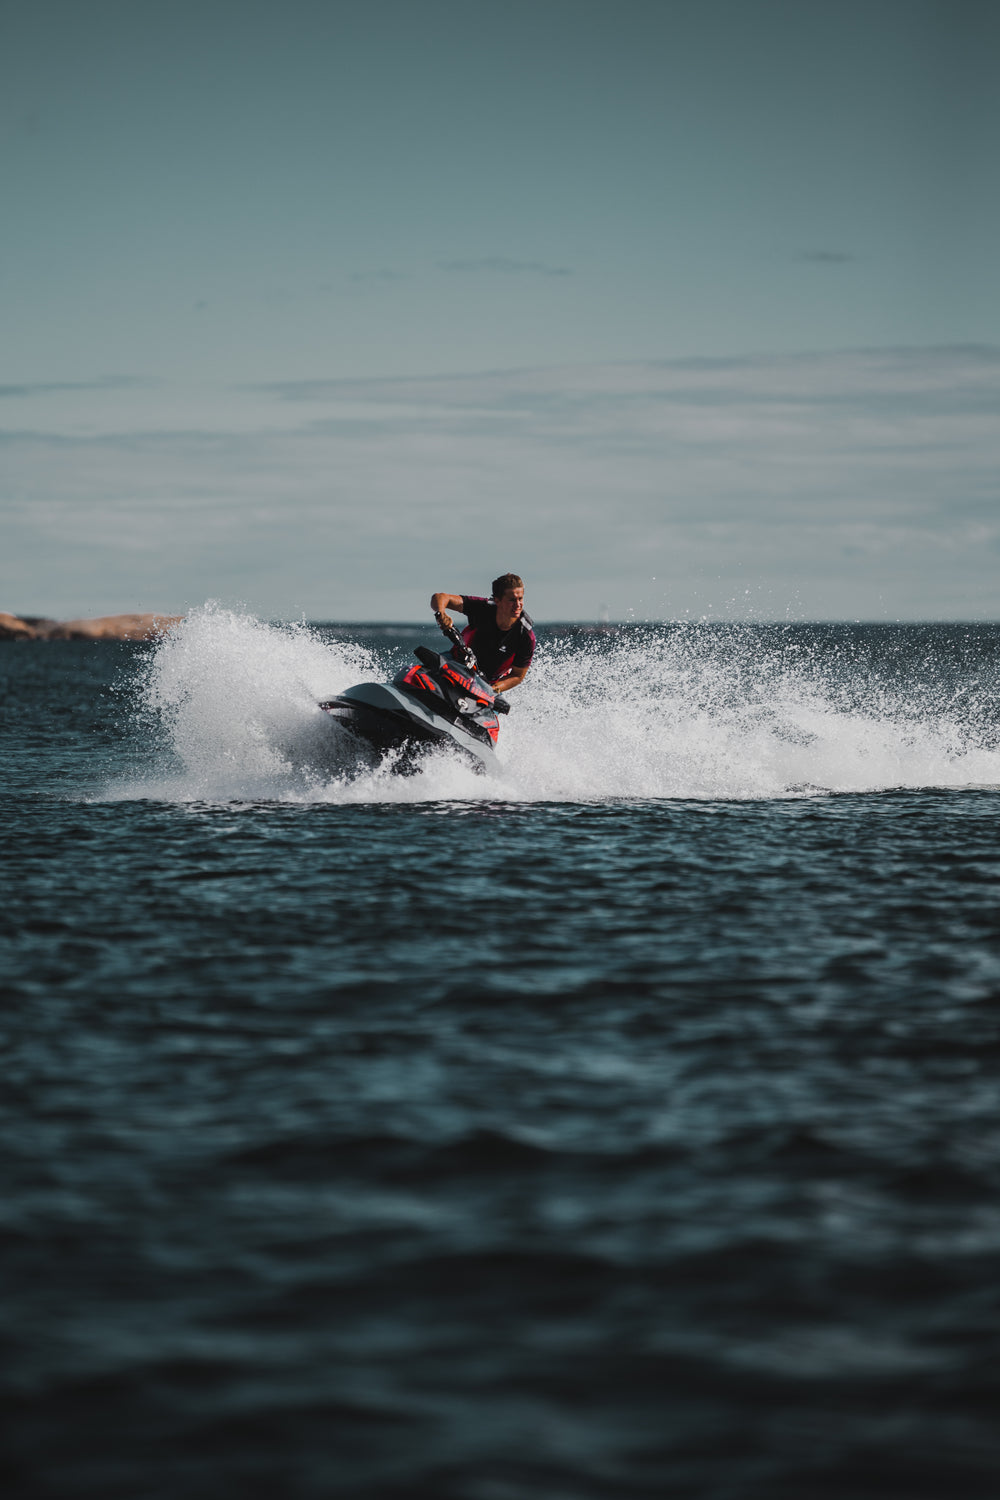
[117,604,1000,804]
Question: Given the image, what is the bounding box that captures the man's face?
[498,587,524,622]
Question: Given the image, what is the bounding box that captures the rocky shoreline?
[0,612,182,642]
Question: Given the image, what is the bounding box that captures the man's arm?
[493,664,530,693]
[430,592,464,630]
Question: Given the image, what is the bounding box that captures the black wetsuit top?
[459,596,536,685]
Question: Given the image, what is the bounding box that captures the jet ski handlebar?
[440,621,475,664]
[429,626,510,714]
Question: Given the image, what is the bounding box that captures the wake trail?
[105,604,1000,804]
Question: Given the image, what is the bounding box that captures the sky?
[2,0,998,621]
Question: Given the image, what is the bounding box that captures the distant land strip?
[0,612,182,641]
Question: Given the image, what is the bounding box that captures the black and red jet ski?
[319,626,509,773]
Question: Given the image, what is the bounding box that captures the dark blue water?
[3,612,1000,1498]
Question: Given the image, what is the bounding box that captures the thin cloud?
[798,250,855,264]
[438,256,572,278]
[347,269,406,284]
[246,379,361,402]
[5,348,998,621]
[0,376,157,399]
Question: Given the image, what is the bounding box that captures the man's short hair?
[491,573,523,599]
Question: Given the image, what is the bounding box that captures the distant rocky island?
[0,612,182,641]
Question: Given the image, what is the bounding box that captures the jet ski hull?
[320,681,496,773]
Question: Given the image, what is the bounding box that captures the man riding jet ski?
[430,573,536,695]
[319,574,534,774]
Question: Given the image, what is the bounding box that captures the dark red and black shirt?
[459,596,536,685]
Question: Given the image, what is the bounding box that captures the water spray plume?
[120,605,1000,804]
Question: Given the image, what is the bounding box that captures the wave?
[110,603,1000,804]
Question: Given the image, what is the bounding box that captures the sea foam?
[119,603,1000,804]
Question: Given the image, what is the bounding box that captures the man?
[430,574,536,692]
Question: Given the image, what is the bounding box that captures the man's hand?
[492,665,530,693]
[430,592,462,635]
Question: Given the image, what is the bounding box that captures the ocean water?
[3,606,1000,1499]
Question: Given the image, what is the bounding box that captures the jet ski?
[319,625,509,773]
